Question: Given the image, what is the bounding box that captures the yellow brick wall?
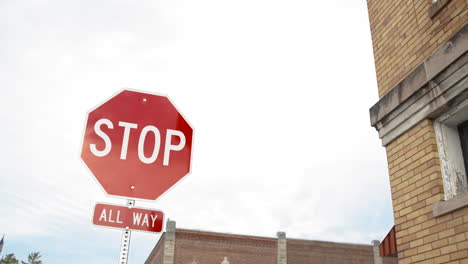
[386,119,468,264]
[366,0,467,97]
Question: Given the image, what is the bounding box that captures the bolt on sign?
[80,89,193,263]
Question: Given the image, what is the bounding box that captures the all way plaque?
[93,203,164,233]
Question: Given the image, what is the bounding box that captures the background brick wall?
[174,229,277,264]
[366,0,467,97]
[146,228,399,264]
[287,239,397,264]
[146,234,166,264]
[385,120,468,263]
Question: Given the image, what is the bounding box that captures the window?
[434,99,468,200]
[458,120,468,177]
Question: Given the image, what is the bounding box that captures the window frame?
[434,99,468,200]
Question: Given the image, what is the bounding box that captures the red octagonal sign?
[81,89,193,200]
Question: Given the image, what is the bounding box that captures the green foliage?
[1,254,19,264]
[20,252,42,264]
[1,252,42,264]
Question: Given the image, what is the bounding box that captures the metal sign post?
[119,200,135,264]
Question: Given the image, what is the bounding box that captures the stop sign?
[81,89,193,200]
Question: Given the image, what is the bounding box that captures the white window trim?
[434,99,468,200]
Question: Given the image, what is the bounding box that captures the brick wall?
[146,227,398,264]
[173,229,277,264]
[386,119,468,263]
[366,0,467,97]
[366,0,468,262]
[146,234,165,264]
[287,239,397,264]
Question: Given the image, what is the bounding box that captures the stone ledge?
[369,24,468,146]
[429,0,451,18]
[432,191,468,217]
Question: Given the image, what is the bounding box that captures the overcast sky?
[0,0,394,263]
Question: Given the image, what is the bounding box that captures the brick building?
[366,0,468,263]
[145,220,397,264]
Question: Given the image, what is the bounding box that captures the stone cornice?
[370,24,468,146]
